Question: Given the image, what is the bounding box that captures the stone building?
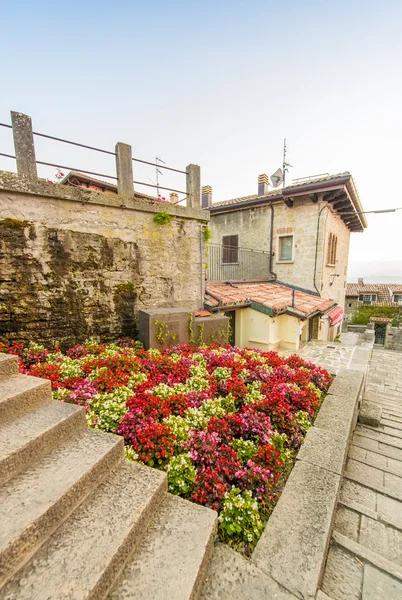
[204,172,367,346]
[345,278,402,322]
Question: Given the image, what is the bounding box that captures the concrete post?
[11,111,37,179]
[115,142,134,196]
[186,164,201,208]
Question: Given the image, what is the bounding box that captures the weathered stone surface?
[314,393,357,440]
[362,564,402,600]
[0,461,166,600]
[359,401,382,427]
[200,544,296,600]
[333,506,360,541]
[109,494,217,600]
[0,174,208,348]
[377,494,402,530]
[297,427,347,475]
[321,543,363,600]
[340,480,377,512]
[359,516,402,566]
[0,428,123,586]
[252,461,340,599]
[0,353,18,379]
[326,369,364,400]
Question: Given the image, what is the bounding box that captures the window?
[222,235,239,264]
[359,294,376,305]
[278,235,293,261]
[327,233,338,266]
[393,294,402,303]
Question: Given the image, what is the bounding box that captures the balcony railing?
[206,243,272,281]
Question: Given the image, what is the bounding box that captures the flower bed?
[0,339,332,554]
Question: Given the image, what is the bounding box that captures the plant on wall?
[153,210,172,225]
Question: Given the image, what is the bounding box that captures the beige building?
[204,172,367,348]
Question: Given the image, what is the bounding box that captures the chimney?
[358,277,364,286]
[169,192,179,203]
[201,185,212,208]
[258,174,269,197]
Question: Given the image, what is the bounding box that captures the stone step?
[0,374,52,424]
[200,543,295,600]
[108,493,217,600]
[0,461,166,600]
[0,428,123,587]
[0,354,18,380]
[0,400,86,486]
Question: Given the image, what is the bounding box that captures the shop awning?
[327,306,344,327]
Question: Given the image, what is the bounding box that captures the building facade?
[205,172,367,347]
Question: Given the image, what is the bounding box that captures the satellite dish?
[270,168,283,188]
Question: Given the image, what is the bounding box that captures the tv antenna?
[155,156,165,197]
[269,138,293,188]
[282,138,293,188]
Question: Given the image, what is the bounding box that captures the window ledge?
[277,259,294,264]
[221,262,239,266]
[326,263,336,268]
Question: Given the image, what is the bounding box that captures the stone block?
[314,393,358,441]
[297,427,347,475]
[362,564,402,600]
[252,461,340,599]
[359,401,382,427]
[326,369,364,399]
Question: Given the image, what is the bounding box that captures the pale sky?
[1,0,401,281]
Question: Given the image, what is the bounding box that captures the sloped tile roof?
[205,281,336,318]
[211,172,352,208]
[346,283,398,304]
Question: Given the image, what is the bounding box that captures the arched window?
[327,233,337,266]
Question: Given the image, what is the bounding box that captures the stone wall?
[0,173,208,348]
[385,324,402,351]
[210,197,351,310]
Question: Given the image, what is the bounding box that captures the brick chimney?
[201,185,212,208]
[169,192,179,203]
[358,277,364,286]
[258,174,269,197]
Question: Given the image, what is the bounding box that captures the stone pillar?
[201,185,212,208]
[11,111,37,179]
[115,142,134,196]
[186,164,201,208]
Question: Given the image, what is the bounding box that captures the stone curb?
[251,369,365,600]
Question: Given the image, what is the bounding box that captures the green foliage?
[0,218,31,229]
[295,410,312,434]
[166,453,196,496]
[202,226,212,242]
[153,210,172,225]
[154,320,177,347]
[352,305,401,326]
[219,488,264,545]
[231,439,258,463]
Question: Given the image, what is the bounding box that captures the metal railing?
[207,243,272,281]
[0,112,199,204]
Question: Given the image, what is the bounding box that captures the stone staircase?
[0,353,218,599]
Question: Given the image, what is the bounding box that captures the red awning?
[327,306,344,327]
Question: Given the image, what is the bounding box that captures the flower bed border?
[250,366,366,599]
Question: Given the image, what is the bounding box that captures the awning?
[327,306,344,327]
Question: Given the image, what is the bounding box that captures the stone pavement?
[281,333,372,375]
[319,348,402,599]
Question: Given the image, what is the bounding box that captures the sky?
[1,0,402,281]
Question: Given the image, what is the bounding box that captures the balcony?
[206,243,272,282]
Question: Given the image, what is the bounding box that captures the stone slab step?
[0,460,166,600]
[0,428,123,587]
[200,543,296,600]
[0,354,18,380]
[109,493,217,600]
[0,400,86,486]
[0,374,51,424]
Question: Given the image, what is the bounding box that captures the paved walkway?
[280,333,372,375]
[320,348,402,599]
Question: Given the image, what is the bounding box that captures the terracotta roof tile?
[205,281,336,318]
[346,283,402,304]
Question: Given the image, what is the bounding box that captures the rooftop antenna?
[282,138,293,188]
[155,156,165,197]
[270,139,293,188]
